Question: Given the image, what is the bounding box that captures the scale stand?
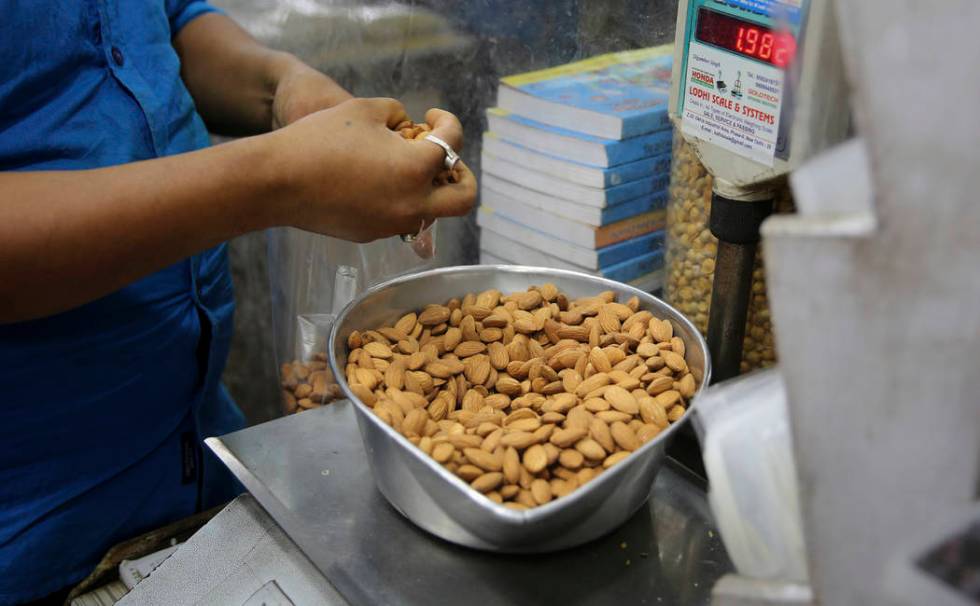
[706,190,774,382]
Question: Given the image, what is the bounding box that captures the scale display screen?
[695,8,797,68]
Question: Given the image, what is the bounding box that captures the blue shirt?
[0,2,245,602]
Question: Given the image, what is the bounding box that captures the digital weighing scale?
[669,0,849,380]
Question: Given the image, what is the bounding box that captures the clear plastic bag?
[665,133,792,373]
[269,229,436,415]
[694,368,808,583]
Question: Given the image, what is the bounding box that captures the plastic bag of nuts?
[665,134,793,373]
[281,353,344,414]
[344,284,699,509]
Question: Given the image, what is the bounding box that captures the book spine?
[601,192,667,225]
[620,111,673,140]
[601,250,665,283]
[605,129,674,166]
[606,152,672,187]
[595,231,663,267]
[595,210,666,248]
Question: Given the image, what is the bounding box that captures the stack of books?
[478,46,675,293]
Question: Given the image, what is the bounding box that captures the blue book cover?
[487,108,675,167]
[606,153,672,187]
[602,191,669,225]
[596,230,666,269]
[498,46,674,139]
[484,133,673,188]
[601,249,665,283]
[599,174,671,206]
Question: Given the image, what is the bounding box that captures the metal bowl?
[328,265,710,553]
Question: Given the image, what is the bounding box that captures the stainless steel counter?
[207,401,733,606]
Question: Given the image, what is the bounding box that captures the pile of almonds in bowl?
[342,284,699,510]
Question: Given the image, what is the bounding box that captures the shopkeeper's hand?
[271,60,354,130]
[266,98,476,242]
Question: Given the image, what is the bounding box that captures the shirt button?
[111,46,124,67]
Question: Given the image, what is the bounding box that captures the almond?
[589,418,615,453]
[670,336,686,358]
[484,393,511,410]
[589,347,612,373]
[603,451,631,469]
[464,447,502,471]
[531,479,552,505]
[427,397,448,421]
[500,431,537,450]
[419,305,451,326]
[537,283,558,302]
[507,418,542,432]
[495,376,522,396]
[384,360,405,390]
[636,423,662,443]
[532,423,555,443]
[655,390,682,408]
[565,406,592,430]
[503,447,521,483]
[557,324,590,342]
[550,426,588,448]
[597,305,621,333]
[610,421,640,451]
[575,438,606,462]
[476,289,501,309]
[558,449,584,469]
[678,373,697,399]
[347,331,363,349]
[402,409,427,436]
[662,350,688,373]
[447,434,483,449]
[575,372,610,397]
[472,472,503,493]
[523,444,548,473]
[668,405,687,423]
[646,375,675,395]
[350,383,376,406]
[463,356,491,385]
[516,290,543,310]
[442,327,463,351]
[583,397,610,412]
[432,442,455,463]
[456,465,483,481]
[461,304,493,320]
[378,327,408,343]
[480,328,503,342]
[363,342,392,359]
[603,385,639,415]
[636,342,660,358]
[481,428,504,452]
[488,342,509,369]
[595,410,633,424]
[650,318,673,342]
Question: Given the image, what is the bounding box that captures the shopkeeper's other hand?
[271,60,354,129]
[267,98,476,242]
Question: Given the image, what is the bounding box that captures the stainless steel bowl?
[328,265,710,553]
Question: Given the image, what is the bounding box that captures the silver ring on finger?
[400,219,427,243]
[424,134,460,171]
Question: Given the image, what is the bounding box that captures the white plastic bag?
[694,368,809,583]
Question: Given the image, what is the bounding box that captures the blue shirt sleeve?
[166,0,223,36]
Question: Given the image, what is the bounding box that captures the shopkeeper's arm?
[0,102,475,325]
[173,12,353,134]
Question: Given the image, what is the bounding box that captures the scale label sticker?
[681,40,786,166]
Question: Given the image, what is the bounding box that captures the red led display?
[695,8,797,68]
